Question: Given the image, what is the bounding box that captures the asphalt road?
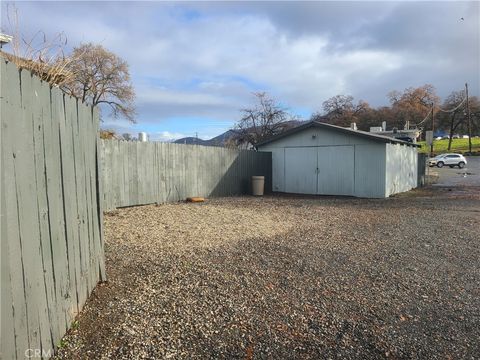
[429,156,480,187]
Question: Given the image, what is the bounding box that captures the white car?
[428,153,467,168]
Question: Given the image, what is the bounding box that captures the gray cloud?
[3,0,478,129]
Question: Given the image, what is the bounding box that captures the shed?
[257,121,420,198]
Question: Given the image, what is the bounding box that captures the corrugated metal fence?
[1,60,105,359]
[417,153,427,187]
[101,140,272,211]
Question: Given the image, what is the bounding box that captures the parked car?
[395,136,413,143]
[428,153,467,168]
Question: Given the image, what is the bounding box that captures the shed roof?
[256,121,420,148]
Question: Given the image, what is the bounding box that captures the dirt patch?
[55,188,480,359]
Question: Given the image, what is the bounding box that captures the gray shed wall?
[385,143,418,196]
[259,127,387,198]
[354,143,387,198]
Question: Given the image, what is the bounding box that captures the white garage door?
[317,146,354,196]
[284,146,355,196]
[285,147,317,194]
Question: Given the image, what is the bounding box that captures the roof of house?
[256,120,420,148]
[0,33,13,45]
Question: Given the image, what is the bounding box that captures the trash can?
[252,176,265,196]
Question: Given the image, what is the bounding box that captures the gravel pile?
[55,186,480,359]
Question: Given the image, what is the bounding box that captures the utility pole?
[465,83,472,153]
[430,104,435,156]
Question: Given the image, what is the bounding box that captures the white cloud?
[152,131,187,142]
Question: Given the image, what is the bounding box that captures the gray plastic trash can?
[252,176,265,196]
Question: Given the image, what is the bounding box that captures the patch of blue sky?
[136,76,210,92]
[135,75,174,89]
[169,5,203,23]
[228,75,269,92]
[290,107,312,120]
[143,74,268,92]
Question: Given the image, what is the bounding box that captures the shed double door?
[284,146,354,196]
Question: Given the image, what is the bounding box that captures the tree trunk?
[448,118,462,151]
[448,113,456,151]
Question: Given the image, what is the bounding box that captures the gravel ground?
[56,186,480,359]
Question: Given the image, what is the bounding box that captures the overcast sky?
[2,1,479,141]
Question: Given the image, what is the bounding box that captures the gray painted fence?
[101,140,272,210]
[1,60,105,359]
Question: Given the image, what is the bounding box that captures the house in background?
[369,121,422,143]
[257,121,420,198]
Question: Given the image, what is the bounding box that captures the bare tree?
[313,95,370,127]
[1,4,78,87]
[60,43,136,122]
[356,106,396,131]
[122,133,134,141]
[437,91,480,150]
[437,91,466,150]
[471,97,480,137]
[388,84,440,129]
[2,7,135,122]
[233,92,296,146]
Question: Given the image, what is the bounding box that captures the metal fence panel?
[417,153,427,187]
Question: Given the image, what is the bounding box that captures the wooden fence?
[1,60,105,359]
[101,140,272,210]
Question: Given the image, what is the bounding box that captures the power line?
[416,96,466,127]
[437,97,466,113]
[416,110,432,126]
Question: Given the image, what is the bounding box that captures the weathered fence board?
[1,59,105,359]
[101,140,272,211]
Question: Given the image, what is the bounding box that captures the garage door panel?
[285,147,317,194]
[317,146,354,195]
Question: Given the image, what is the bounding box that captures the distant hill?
[173,137,209,145]
[174,121,306,147]
[174,130,237,147]
[206,130,237,146]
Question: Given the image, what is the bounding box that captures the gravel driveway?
[56,187,480,359]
